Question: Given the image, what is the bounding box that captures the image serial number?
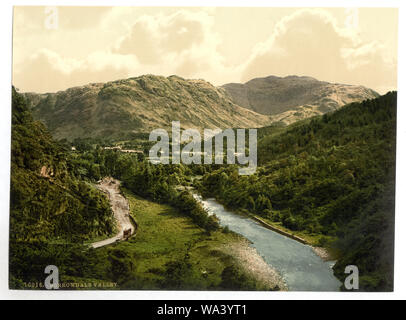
[200,304,247,316]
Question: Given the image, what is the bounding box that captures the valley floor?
[99,189,286,290]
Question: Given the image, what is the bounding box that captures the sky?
[12,6,398,94]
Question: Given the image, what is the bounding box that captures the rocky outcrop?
[222,75,379,124]
[24,75,270,141]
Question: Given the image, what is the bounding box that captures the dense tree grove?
[197,92,396,291]
[10,88,116,243]
[9,88,118,286]
[68,146,219,232]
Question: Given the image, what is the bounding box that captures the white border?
[1,0,405,300]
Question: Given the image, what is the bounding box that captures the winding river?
[193,194,341,291]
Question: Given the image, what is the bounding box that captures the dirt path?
[91,177,134,249]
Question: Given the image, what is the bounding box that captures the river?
[193,194,342,291]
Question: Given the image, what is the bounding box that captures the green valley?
[10,5,398,296]
[11,80,397,292]
[9,87,281,290]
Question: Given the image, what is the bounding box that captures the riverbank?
[224,240,287,291]
[113,189,286,290]
[194,195,341,290]
[197,191,337,262]
[311,246,334,261]
[250,215,335,261]
[251,216,308,244]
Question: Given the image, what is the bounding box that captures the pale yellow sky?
[12,7,398,94]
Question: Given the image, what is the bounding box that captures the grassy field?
[81,189,277,290]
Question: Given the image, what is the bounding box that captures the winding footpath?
[91,177,135,249]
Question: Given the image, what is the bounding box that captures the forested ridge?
[197,92,396,291]
[10,87,116,242]
[10,87,116,287]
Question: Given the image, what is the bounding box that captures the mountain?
[222,75,379,124]
[198,92,396,291]
[23,75,270,141]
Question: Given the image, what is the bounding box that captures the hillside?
[9,88,116,287]
[222,75,379,124]
[24,75,270,141]
[197,92,396,291]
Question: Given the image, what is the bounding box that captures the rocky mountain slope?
[222,75,379,125]
[24,75,270,141]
